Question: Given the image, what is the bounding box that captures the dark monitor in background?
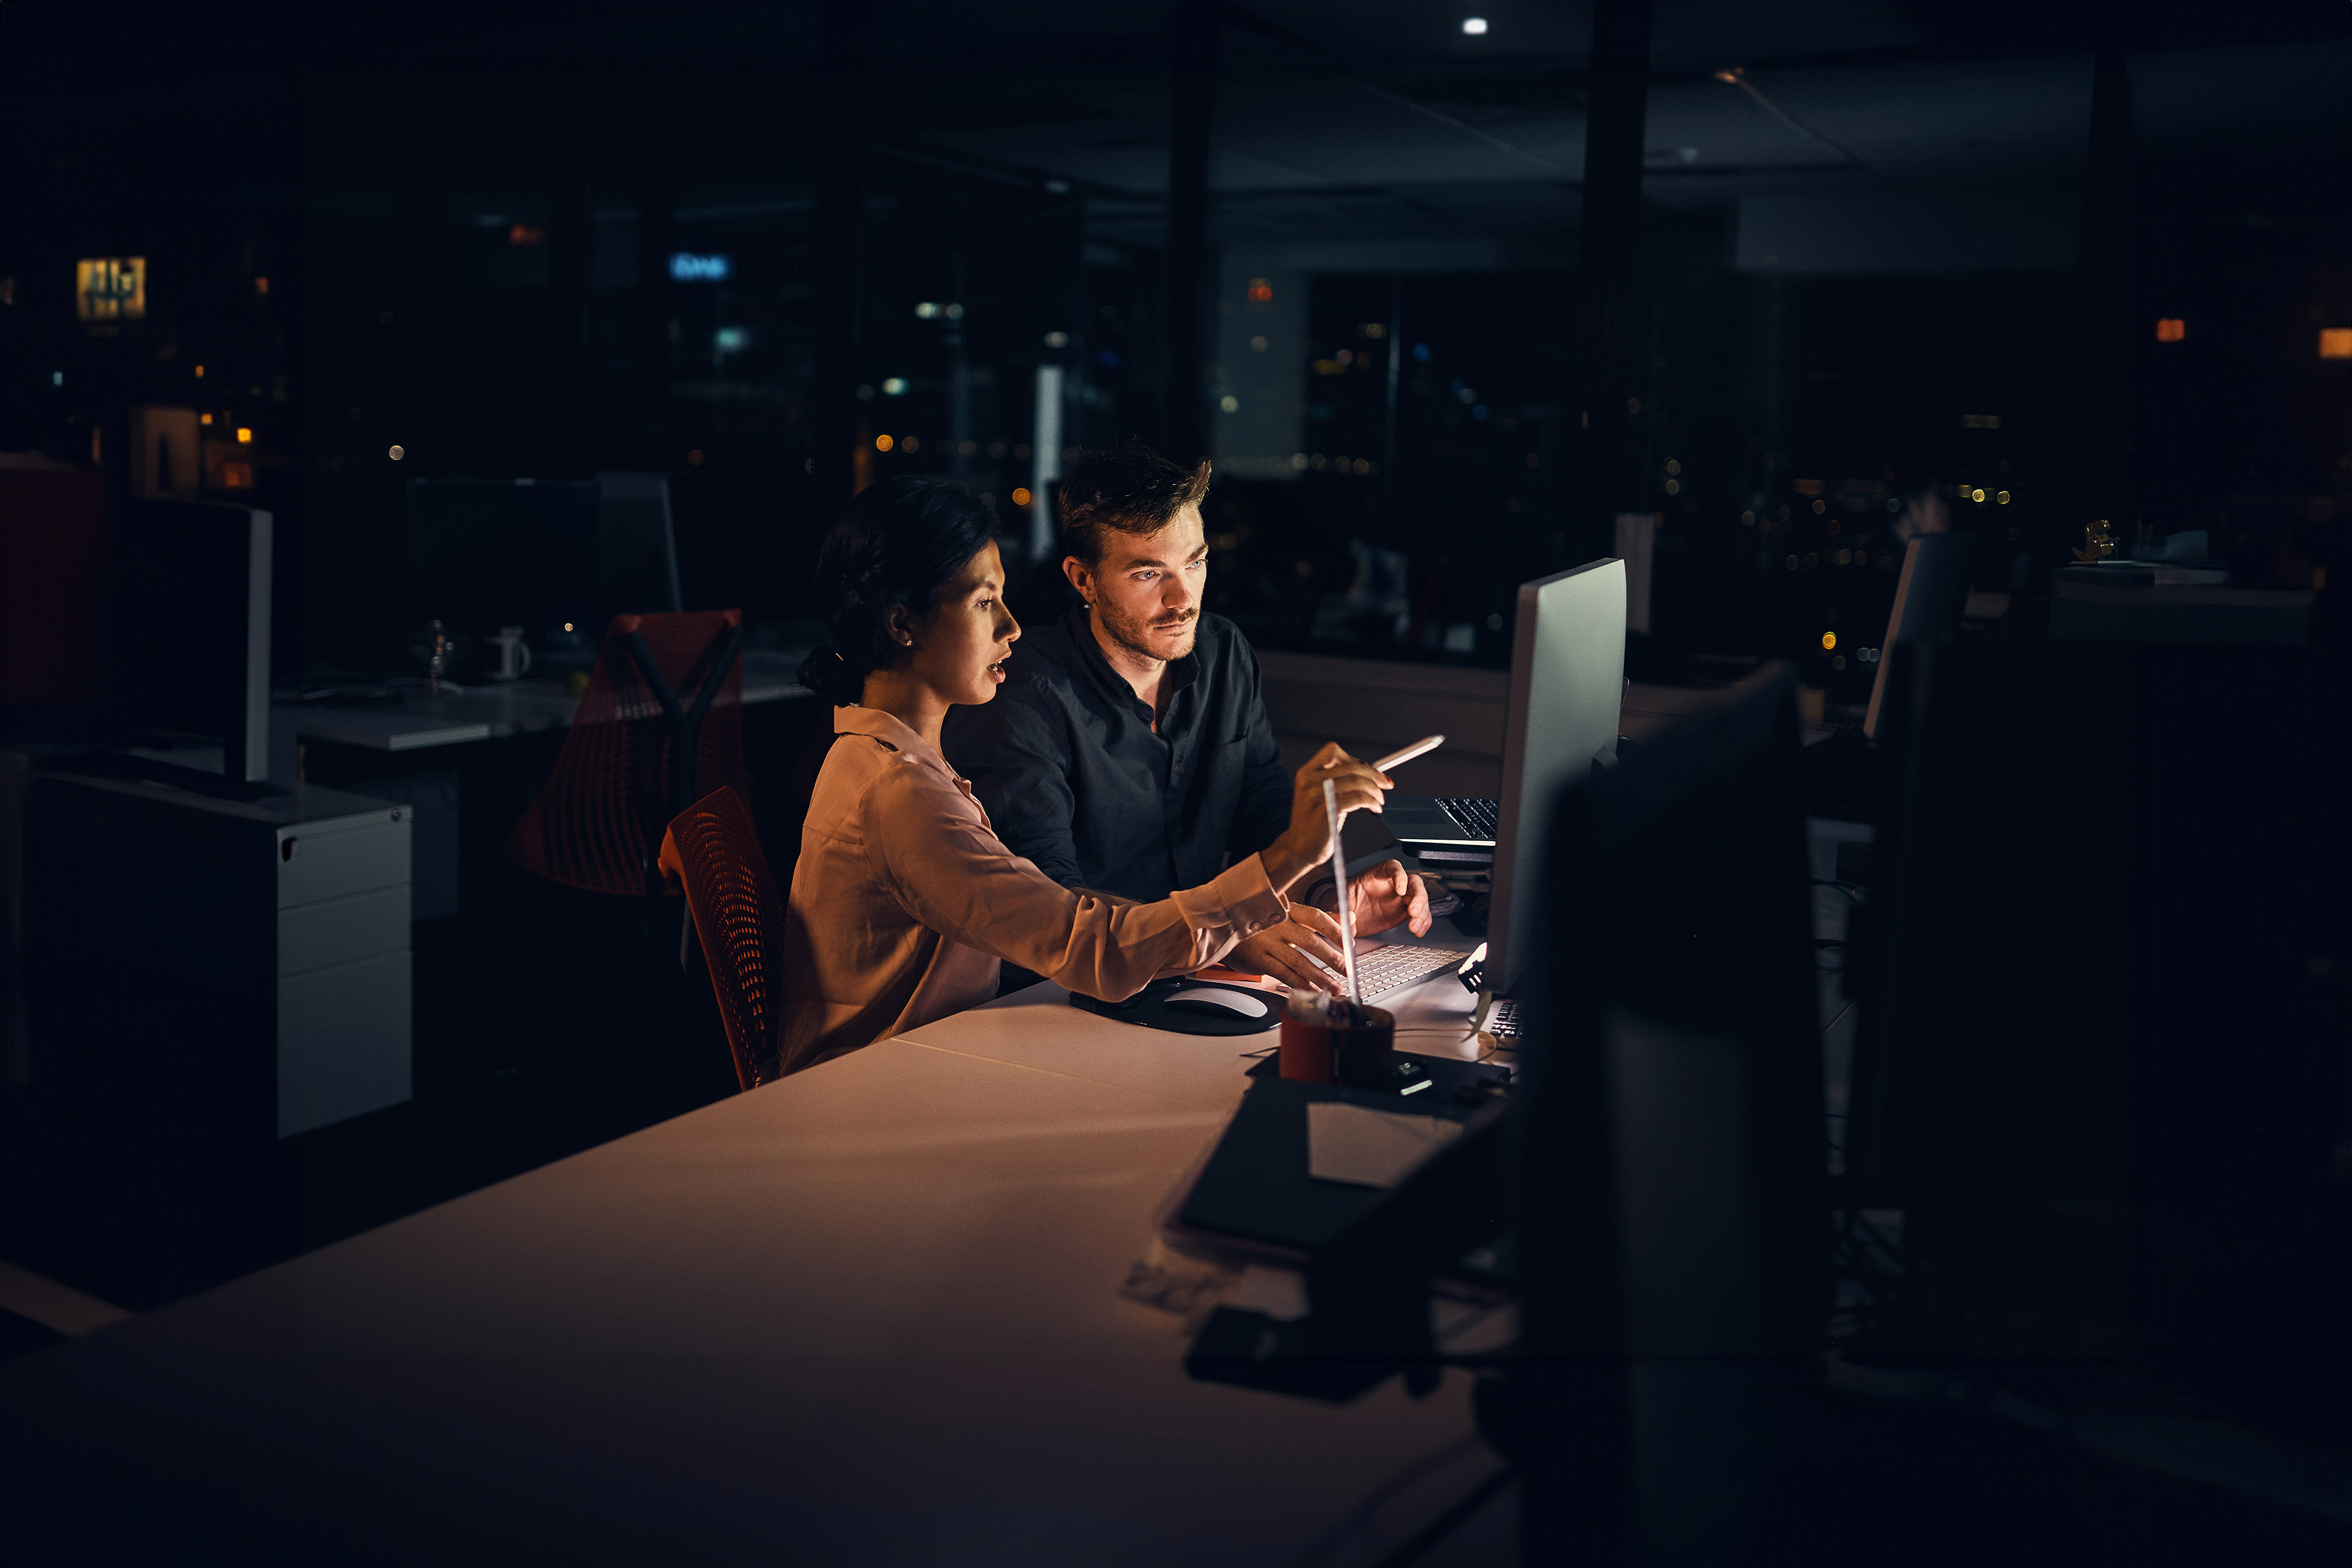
[1861,532,1975,741]
[406,478,598,642]
[111,499,273,784]
[595,471,683,627]
[1845,639,2350,1386]
[405,473,681,644]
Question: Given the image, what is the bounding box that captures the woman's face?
[903,539,1020,707]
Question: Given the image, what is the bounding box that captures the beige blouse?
[774,706,1289,1073]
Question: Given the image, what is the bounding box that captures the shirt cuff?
[1169,853,1289,940]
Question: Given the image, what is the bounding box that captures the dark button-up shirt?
[941,606,1292,903]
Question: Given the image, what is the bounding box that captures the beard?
[1095,597,1198,663]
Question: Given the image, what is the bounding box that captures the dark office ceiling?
[6,0,2349,255]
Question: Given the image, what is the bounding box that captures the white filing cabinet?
[26,766,413,1137]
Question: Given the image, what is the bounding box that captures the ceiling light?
[1461,17,1488,36]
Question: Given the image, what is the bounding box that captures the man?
[943,442,1430,992]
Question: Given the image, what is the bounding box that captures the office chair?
[509,609,747,897]
[658,786,783,1091]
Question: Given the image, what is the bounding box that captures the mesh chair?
[659,786,784,1091]
[509,609,747,897]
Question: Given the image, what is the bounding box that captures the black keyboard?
[1438,797,1500,838]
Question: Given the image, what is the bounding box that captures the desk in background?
[278,647,811,753]
[0,961,1513,1564]
[278,649,815,919]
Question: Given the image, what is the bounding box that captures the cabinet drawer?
[278,950,413,1138]
[279,886,410,976]
[276,816,409,908]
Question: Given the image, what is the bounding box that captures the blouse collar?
[832,705,959,780]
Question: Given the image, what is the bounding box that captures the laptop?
[1381,794,1499,848]
[1385,558,1628,995]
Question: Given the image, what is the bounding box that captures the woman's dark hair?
[796,477,997,704]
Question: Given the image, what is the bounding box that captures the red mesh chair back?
[658,787,784,1091]
[509,609,747,896]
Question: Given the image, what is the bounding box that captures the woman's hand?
[1226,905,1350,994]
[1260,742,1391,892]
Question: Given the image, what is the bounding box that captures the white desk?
[0,964,1509,1563]
[281,647,812,752]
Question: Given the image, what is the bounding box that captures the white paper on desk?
[1306,1102,1463,1188]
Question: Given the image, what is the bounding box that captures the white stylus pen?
[1323,778,1360,1007]
[1373,734,1445,773]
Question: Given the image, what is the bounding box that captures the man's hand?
[1347,859,1433,938]
[1225,905,1349,994]
[1260,742,1391,891]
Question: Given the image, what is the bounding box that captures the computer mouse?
[1164,987,1271,1019]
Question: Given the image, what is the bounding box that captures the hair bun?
[796,643,856,703]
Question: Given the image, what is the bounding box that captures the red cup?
[1278,995,1397,1087]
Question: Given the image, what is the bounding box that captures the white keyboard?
[1322,943,1477,1001]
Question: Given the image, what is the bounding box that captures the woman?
[778,478,1390,1074]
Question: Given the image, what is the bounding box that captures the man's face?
[1071,504,1208,665]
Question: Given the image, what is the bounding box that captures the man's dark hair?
[797,477,996,705]
[1057,442,1211,566]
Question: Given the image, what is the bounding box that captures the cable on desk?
[1282,1435,1491,1568]
[1365,1466,1513,1568]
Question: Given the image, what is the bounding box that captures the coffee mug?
[488,627,533,682]
[1278,993,1396,1088]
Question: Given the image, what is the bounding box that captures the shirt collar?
[1060,605,1200,715]
[833,706,959,780]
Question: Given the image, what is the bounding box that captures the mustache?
[1150,610,1198,627]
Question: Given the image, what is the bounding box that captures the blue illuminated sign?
[669,252,733,282]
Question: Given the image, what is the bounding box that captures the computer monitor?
[1845,639,2348,1382]
[1194,665,1826,1557]
[407,478,598,641]
[1487,557,1628,994]
[111,499,273,783]
[595,471,684,624]
[1504,659,1824,1558]
[1860,531,1974,741]
[407,475,685,644]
